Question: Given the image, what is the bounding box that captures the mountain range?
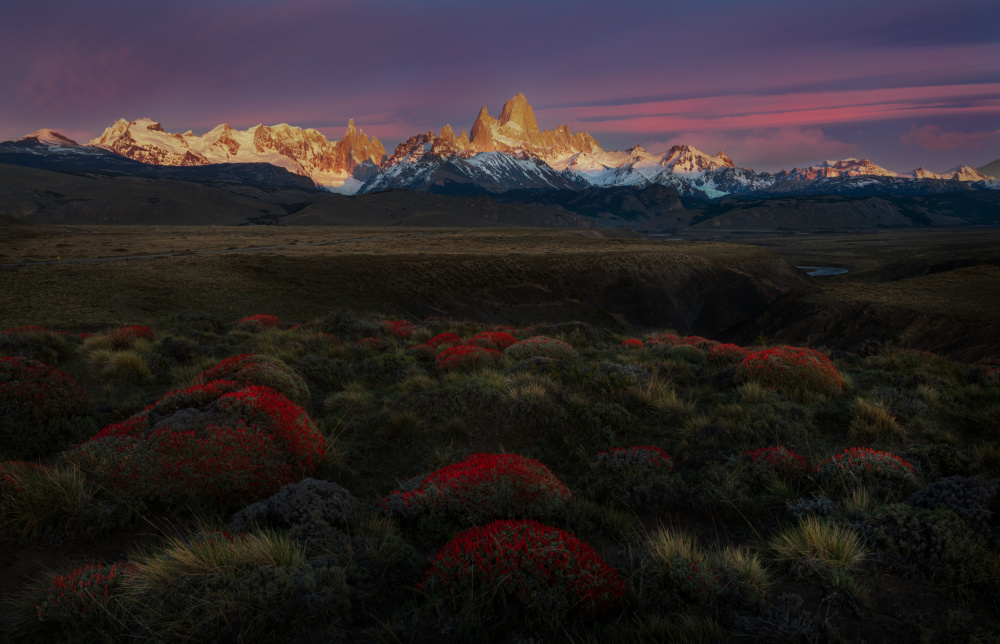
[4,93,997,201]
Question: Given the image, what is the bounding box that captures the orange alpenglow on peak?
[468,93,601,156]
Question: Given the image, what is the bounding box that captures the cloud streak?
[900,124,1000,151]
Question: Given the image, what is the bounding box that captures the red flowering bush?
[647,333,681,346]
[380,453,572,529]
[419,520,627,625]
[468,331,518,352]
[707,343,751,365]
[743,446,809,478]
[3,325,49,334]
[619,339,644,350]
[503,336,578,362]
[381,319,418,339]
[435,344,502,371]
[109,325,154,348]
[236,314,283,332]
[199,354,310,407]
[356,337,388,351]
[426,333,463,349]
[591,446,675,508]
[816,447,917,496]
[35,561,135,625]
[68,381,325,511]
[1,357,94,458]
[678,335,719,349]
[734,346,842,396]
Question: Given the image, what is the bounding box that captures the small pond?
[796,266,849,277]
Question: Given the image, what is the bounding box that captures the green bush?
[504,336,578,362]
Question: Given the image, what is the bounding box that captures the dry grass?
[849,396,903,443]
[128,529,306,594]
[769,516,865,573]
[645,526,705,567]
[717,545,774,598]
[0,465,94,541]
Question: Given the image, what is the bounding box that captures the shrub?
[0,325,77,363]
[903,444,972,479]
[508,356,564,378]
[468,331,518,351]
[200,354,310,407]
[590,446,674,508]
[229,478,361,543]
[592,362,651,389]
[356,337,387,351]
[67,381,325,512]
[708,343,751,365]
[661,344,706,364]
[435,344,501,371]
[735,346,842,397]
[381,319,417,339]
[504,336,578,362]
[850,503,992,581]
[419,519,627,628]
[619,338,644,350]
[108,325,154,349]
[907,476,1000,533]
[293,355,351,390]
[406,343,438,362]
[236,314,283,332]
[379,453,572,529]
[786,495,839,520]
[34,561,136,629]
[425,332,463,349]
[0,357,94,459]
[816,447,917,498]
[743,446,810,478]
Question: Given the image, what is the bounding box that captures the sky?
[2,0,999,173]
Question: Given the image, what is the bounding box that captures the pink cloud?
[536,83,1000,135]
[900,124,1000,151]
[642,128,860,172]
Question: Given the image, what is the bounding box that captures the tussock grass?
[0,464,97,542]
[717,545,773,599]
[645,526,705,568]
[769,516,865,573]
[736,381,777,404]
[325,381,375,412]
[128,529,306,594]
[849,396,903,443]
[398,370,435,395]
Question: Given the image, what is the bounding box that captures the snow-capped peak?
[22,129,80,147]
[659,145,736,173]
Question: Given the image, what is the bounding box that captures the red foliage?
[76,382,324,511]
[380,453,572,524]
[36,561,136,622]
[419,519,627,613]
[468,331,518,352]
[0,357,93,457]
[236,314,283,331]
[707,343,751,365]
[382,320,418,339]
[817,447,916,487]
[743,446,809,477]
[619,339,644,349]
[199,354,310,406]
[426,332,463,349]
[2,325,48,334]
[435,344,501,371]
[735,346,842,395]
[109,325,154,348]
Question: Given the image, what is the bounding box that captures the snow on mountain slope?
[911,165,994,182]
[89,118,385,192]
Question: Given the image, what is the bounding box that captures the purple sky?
[3,0,999,172]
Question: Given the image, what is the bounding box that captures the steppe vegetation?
[2,307,999,643]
